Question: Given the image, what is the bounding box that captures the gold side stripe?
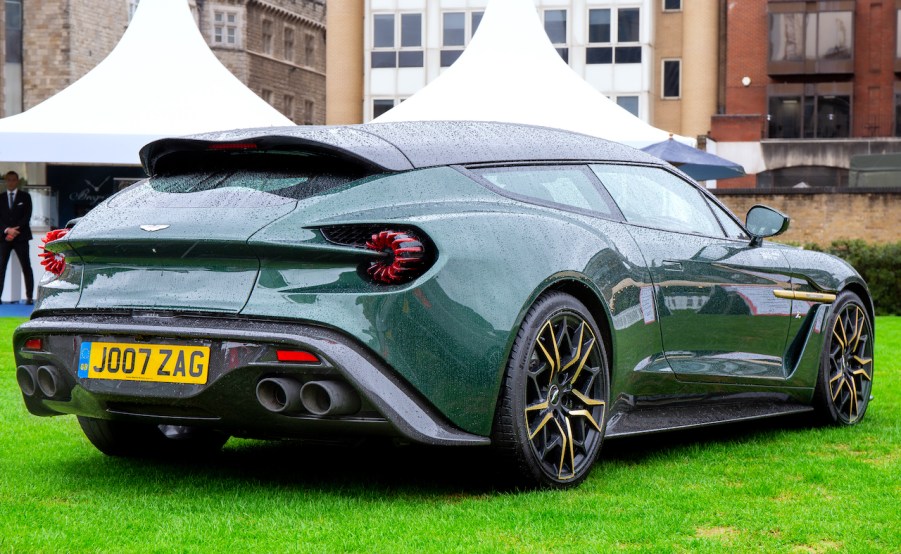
[773,290,837,303]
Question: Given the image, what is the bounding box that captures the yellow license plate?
[78,341,210,384]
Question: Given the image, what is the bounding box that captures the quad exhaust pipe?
[16,364,70,400]
[255,378,361,416]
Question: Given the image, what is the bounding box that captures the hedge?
[802,240,901,316]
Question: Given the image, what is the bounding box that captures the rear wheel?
[77,416,229,458]
[492,292,609,489]
[813,291,874,425]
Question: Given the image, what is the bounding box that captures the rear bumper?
[13,313,489,446]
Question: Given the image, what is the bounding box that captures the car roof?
[140,120,665,175]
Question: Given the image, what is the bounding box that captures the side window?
[590,164,724,236]
[705,197,749,239]
[474,166,616,216]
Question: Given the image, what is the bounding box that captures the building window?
[544,10,568,62]
[371,13,423,69]
[261,89,273,105]
[262,19,273,55]
[662,59,681,99]
[372,99,395,119]
[5,0,23,62]
[212,9,240,48]
[283,95,294,121]
[768,8,853,74]
[304,99,314,125]
[587,8,641,65]
[893,93,901,136]
[767,95,851,139]
[440,11,484,67]
[373,99,395,119]
[663,0,681,11]
[304,33,316,66]
[284,27,294,62]
[616,96,639,117]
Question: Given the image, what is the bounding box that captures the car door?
[590,164,796,383]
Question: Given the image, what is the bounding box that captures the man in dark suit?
[1,171,34,304]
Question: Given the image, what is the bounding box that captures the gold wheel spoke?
[528,412,554,440]
[851,367,872,381]
[831,376,846,402]
[569,335,596,385]
[849,378,859,420]
[569,409,603,433]
[851,308,863,350]
[832,327,845,349]
[551,417,568,479]
[525,400,549,414]
[560,323,585,372]
[571,389,605,407]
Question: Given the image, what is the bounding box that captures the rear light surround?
[320,225,435,285]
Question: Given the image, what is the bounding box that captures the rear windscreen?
[110,152,379,208]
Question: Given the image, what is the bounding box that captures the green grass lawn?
[1,317,898,553]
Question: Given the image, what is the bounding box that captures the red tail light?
[24,338,43,351]
[276,350,320,363]
[365,230,426,284]
[39,228,69,276]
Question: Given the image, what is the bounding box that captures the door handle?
[662,260,683,272]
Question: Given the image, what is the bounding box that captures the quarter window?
[475,166,616,216]
[591,165,723,236]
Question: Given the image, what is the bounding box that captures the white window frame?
[543,8,568,46]
[212,8,241,48]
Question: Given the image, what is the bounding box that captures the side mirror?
[746,205,790,246]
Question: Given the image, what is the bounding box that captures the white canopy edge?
[0,0,293,165]
[373,0,694,149]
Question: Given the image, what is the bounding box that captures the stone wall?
[715,191,901,245]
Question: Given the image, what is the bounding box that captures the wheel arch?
[842,280,875,328]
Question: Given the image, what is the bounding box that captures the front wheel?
[492,292,609,489]
[77,416,229,458]
[813,291,875,425]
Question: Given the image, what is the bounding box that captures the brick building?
[710,0,901,190]
[1,0,326,124]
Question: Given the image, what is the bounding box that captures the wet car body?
[13,121,875,487]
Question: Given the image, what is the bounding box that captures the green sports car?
[14,121,874,488]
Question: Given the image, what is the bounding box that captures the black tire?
[813,291,875,425]
[77,416,229,458]
[492,292,610,489]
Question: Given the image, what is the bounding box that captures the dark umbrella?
[641,137,746,181]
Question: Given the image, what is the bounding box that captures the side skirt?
[605,398,814,439]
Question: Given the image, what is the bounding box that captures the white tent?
[373,0,692,148]
[0,0,293,165]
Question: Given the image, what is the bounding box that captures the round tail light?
[39,228,69,276]
[365,230,426,284]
